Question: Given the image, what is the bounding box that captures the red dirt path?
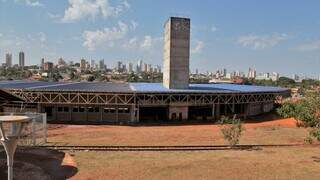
[47,115,302,146]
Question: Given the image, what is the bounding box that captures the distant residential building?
[43,62,54,71]
[99,59,105,70]
[40,58,45,69]
[248,68,256,79]
[256,72,271,80]
[147,64,152,73]
[128,63,133,72]
[57,57,67,68]
[135,64,140,73]
[19,51,25,68]
[223,68,227,77]
[143,63,148,72]
[5,53,12,67]
[138,60,143,72]
[117,61,123,72]
[90,59,95,69]
[157,65,161,73]
[270,72,279,81]
[80,59,86,70]
[226,73,231,79]
[292,74,300,82]
[85,61,90,69]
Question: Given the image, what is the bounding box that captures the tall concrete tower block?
[163,17,190,89]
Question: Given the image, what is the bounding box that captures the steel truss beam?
[8,89,286,106]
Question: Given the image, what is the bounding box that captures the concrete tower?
[163,17,190,89]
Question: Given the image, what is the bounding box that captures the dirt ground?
[47,116,307,146]
[0,148,77,180]
[1,114,318,180]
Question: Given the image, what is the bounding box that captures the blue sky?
[1,0,320,77]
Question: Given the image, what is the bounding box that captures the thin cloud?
[211,25,217,32]
[123,36,162,51]
[237,33,289,50]
[61,0,130,23]
[191,40,204,54]
[82,21,129,50]
[14,0,43,7]
[294,40,320,51]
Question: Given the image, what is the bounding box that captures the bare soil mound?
[0,148,77,180]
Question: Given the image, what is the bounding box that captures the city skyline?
[1,0,320,77]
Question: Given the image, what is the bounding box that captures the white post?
[1,137,18,180]
[42,113,47,144]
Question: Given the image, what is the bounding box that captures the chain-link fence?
[0,112,47,146]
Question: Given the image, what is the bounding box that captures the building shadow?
[243,111,290,123]
[0,147,77,180]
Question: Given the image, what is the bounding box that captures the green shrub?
[277,101,297,119]
[219,116,245,146]
[277,91,320,143]
[277,99,319,127]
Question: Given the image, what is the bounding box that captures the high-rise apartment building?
[128,63,133,72]
[99,59,105,70]
[5,53,12,68]
[138,60,143,72]
[248,68,256,79]
[19,51,25,68]
[163,17,190,89]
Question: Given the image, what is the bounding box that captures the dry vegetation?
[70,147,320,180]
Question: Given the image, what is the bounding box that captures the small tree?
[219,115,245,146]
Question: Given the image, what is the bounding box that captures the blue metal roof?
[0,80,288,93]
[129,83,288,93]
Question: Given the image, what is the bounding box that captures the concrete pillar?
[215,104,220,121]
[116,107,119,122]
[212,104,215,120]
[37,104,41,113]
[69,105,72,122]
[100,106,103,122]
[130,105,135,123]
[243,104,248,120]
[136,106,140,122]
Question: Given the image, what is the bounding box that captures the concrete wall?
[247,102,274,116]
[262,102,274,113]
[163,17,190,89]
[169,105,188,120]
[40,105,132,123]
